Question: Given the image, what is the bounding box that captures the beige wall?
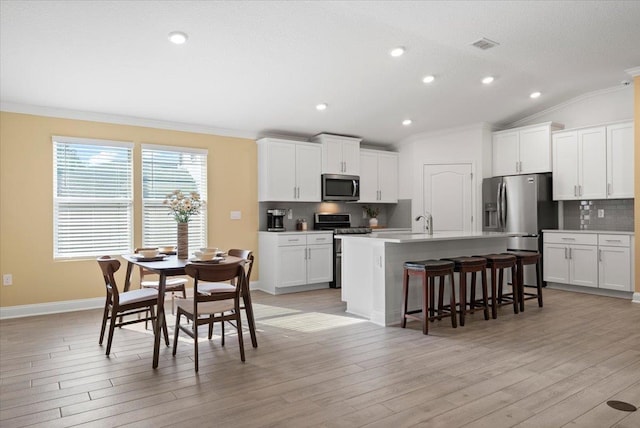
[635,76,640,293]
[0,112,258,307]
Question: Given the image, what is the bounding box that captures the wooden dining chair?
[197,249,258,348]
[96,256,169,356]
[173,261,246,372]
[135,247,187,314]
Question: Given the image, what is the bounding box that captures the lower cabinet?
[258,232,333,294]
[543,231,633,292]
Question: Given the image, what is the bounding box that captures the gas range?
[313,213,371,235]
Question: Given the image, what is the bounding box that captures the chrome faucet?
[415,212,433,235]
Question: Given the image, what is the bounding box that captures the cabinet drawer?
[308,234,333,245]
[598,234,630,247]
[543,233,597,245]
[277,235,307,246]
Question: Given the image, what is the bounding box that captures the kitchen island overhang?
[339,232,523,326]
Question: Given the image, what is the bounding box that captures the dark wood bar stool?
[504,250,543,311]
[474,254,518,319]
[442,256,489,326]
[401,260,457,334]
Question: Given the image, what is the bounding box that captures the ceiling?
[1,1,639,146]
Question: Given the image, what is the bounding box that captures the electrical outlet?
[230,210,241,220]
[598,209,605,218]
[3,274,12,286]
[363,208,367,219]
[287,208,293,220]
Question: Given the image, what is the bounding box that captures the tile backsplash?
[562,199,634,231]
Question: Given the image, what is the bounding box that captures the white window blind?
[53,137,134,259]
[141,145,208,252]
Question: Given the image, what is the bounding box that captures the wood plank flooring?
[1,288,639,427]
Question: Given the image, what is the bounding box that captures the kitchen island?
[339,231,520,326]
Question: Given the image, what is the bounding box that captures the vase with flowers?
[164,190,202,259]
[364,206,380,228]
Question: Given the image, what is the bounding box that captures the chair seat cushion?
[141,277,188,291]
[198,281,235,294]
[119,288,159,305]
[503,251,540,264]
[404,259,454,270]
[176,298,235,315]
[442,256,487,267]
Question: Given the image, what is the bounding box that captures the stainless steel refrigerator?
[482,173,558,286]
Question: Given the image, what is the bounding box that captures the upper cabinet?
[312,133,361,175]
[492,122,563,176]
[552,121,633,200]
[360,149,399,203]
[257,138,321,202]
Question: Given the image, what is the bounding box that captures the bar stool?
[474,254,518,319]
[401,260,457,334]
[503,250,543,311]
[442,256,489,326]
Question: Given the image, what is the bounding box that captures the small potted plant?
[364,206,380,227]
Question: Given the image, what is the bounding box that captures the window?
[141,145,208,252]
[53,137,133,258]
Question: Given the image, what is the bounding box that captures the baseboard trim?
[0,298,104,320]
[546,282,634,300]
[632,292,640,304]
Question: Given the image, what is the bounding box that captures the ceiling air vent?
[471,37,500,50]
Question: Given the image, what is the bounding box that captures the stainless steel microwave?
[322,174,360,201]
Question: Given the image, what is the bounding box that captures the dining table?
[122,253,258,369]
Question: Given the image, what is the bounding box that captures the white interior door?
[423,164,472,232]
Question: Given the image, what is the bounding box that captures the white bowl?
[194,251,215,260]
[139,249,159,258]
[200,247,219,254]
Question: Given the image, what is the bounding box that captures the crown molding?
[395,122,491,148]
[0,102,258,140]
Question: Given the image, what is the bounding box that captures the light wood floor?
[1,288,640,427]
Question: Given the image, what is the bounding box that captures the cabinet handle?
[561,237,575,241]
[308,248,311,259]
[564,247,568,259]
[607,183,612,195]
[605,239,621,243]
[573,185,577,197]
[579,185,582,197]
[568,247,572,259]
[598,249,602,262]
[298,187,300,199]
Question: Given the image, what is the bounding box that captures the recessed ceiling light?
[530,91,541,99]
[402,119,412,126]
[423,75,435,84]
[316,103,328,111]
[482,76,495,84]
[390,47,405,57]
[168,31,188,44]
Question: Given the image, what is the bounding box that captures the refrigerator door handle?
[500,182,507,229]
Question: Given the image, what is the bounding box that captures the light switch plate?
[598,209,604,218]
[230,211,241,220]
[287,209,293,219]
[3,274,12,286]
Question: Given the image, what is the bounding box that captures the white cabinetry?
[543,233,598,288]
[543,231,634,293]
[258,232,333,294]
[598,234,632,292]
[492,122,562,176]
[606,122,634,198]
[552,121,633,200]
[312,133,361,175]
[359,149,398,203]
[257,138,321,202]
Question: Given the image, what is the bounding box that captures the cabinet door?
[377,152,398,203]
[598,246,631,291]
[607,122,634,198]
[341,141,361,175]
[359,151,379,203]
[277,246,307,287]
[569,245,598,288]
[552,131,579,200]
[295,144,322,202]
[307,244,333,284]
[322,140,344,174]
[577,127,607,199]
[259,141,297,201]
[519,125,552,174]
[543,243,569,283]
[492,131,518,176]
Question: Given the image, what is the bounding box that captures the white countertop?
[542,229,634,236]
[338,231,521,243]
[258,230,332,235]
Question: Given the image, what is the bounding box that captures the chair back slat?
[97,256,121,305]
[186,261,245,302]
[227,249,254,291]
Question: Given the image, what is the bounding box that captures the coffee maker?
[267,209,286,231]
